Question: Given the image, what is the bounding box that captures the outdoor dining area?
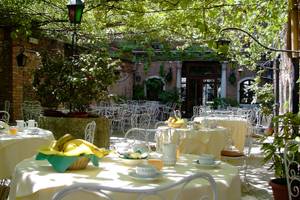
[0,101,274,200]
[2,0,300,200]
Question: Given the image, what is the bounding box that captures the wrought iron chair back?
[4,100,10,113]
[84,121,96,144]
[52,172,218,200]
[0,111,10,123]
[284,140,300,200]
[131,113,151,129]
[22,101,42,121]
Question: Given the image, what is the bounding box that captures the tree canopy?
[0,0,288,67]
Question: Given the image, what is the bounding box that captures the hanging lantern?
[216,38,231,56]
[67,0,85,24]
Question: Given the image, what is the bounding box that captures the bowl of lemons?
[166,117,187,128]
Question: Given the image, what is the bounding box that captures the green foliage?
[132,85,145,100]
[165,68,173,82]
[249,75,274,115]
[159,63,165,77]
[228,72,237,85]
[0,0,287,72]
[33,50,119,111]
[261,112,300,178]
[211,97,239,109]
[145,78,163,91]
[158,89,181,105]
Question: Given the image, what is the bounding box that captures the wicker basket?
[67,157,90,170]
[0,185,9,200]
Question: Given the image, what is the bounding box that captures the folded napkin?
[36,153,99,173]
[35,134,109,172]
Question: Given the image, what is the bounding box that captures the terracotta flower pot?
[269,178,289,200]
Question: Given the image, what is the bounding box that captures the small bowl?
[119,152,148,166]
[135,164,157,177]
[121,157,147,166]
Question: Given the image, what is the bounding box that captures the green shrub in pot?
[33,50,120,113]
[261,112,300,200]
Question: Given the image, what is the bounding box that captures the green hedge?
[39,116,110,148]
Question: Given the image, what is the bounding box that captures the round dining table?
[9,153,241,200]
[0,128,54,179]
[156,126,229,159]
[193,116,249,152]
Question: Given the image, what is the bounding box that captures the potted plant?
[33,49,120,116]
[261,112,300,200]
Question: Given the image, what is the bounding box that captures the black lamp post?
[67,0,84,56]
[67,0,84,112]
[67,0,84,24]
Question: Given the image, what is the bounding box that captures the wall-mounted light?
[238,67,244,74]
[16,47,27,67]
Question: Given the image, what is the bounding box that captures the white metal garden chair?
[52,172,218,200]
[4,100,10,113]
[0,111,10,123]
[284,140,300,200]
[22,101,42,121]
[84,121,96,144]
[130,113,151,129]
[221,122,253,185]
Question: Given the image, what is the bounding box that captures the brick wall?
[0,32,65,121]
[0,28,13,115]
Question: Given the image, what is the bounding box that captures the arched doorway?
[145,77,165,101]
[238,78,255,104]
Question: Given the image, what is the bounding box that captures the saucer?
[194,160,221,169]
[128,171,163,181]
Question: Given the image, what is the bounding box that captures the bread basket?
[67,156,90,170]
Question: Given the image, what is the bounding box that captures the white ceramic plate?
[194,160,221,169]
[128,171,163,181]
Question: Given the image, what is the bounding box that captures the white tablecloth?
[194,117,249,152]
[0,128,54,179]
[157,126,228,159]
[9,154,241,200]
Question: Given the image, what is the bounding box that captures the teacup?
[16,120,27,131]
[197,154,215,165]
[135,164,157,177]
[27,120,38,128]
[115,142,131,155]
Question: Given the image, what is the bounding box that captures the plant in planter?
[261,112,300,200]
[33,50,119,116]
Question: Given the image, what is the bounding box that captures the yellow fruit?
[55,134,74,151]
[63,143,94,156]
[63,142,78,152]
